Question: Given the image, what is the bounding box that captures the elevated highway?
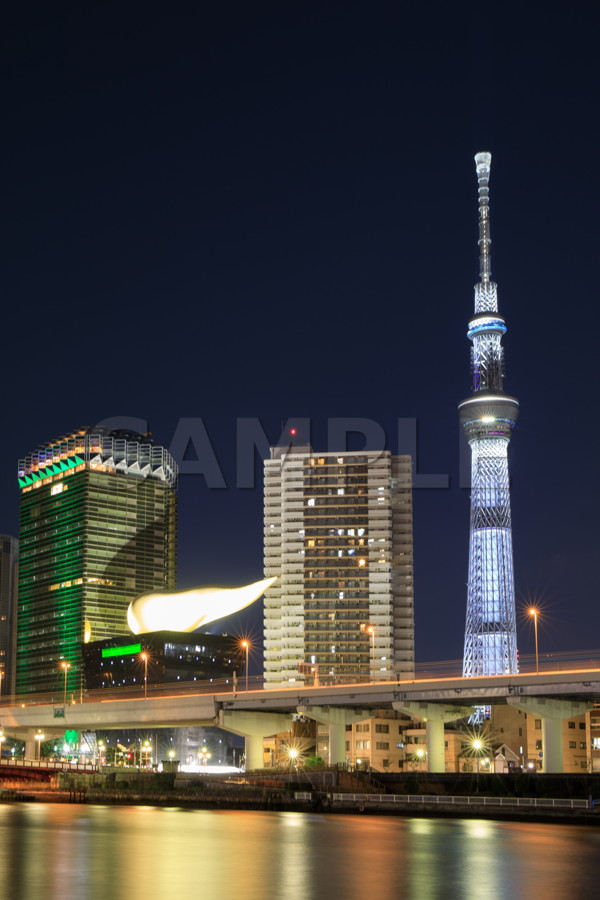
[2,667,599,773]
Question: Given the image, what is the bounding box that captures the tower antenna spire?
[475,151,492,283]
[459,152,519,694]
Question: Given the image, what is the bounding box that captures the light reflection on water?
[0,804,599,900]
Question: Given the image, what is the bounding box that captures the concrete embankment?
[2,769,599,825]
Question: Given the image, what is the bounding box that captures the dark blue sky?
[3,2,599,664]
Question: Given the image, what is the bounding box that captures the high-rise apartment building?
[16,427,177,695]
[264,446,414,686]
[0,535,18,696]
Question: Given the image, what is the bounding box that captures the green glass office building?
[16,428,177,696]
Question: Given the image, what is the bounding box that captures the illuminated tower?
[459,152,519,677]
[16,428,177,695]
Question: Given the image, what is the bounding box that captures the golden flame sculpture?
[127,576,277,635]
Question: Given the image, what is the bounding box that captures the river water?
[0,804,599,900]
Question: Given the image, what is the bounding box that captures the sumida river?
[0,804,599,899]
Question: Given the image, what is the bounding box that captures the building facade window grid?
[264,447,414,686]
[16,430,177,696]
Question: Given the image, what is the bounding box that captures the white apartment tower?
[264,446,414,686]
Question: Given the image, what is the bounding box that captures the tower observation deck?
[459,152,519,678]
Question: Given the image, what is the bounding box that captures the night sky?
[3,3,599,667]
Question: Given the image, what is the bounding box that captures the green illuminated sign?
[101,643,142,658]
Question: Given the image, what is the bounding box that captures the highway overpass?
[1,667,599,773]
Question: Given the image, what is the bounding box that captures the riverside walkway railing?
[294,792,593,810]
[0,758,98,772]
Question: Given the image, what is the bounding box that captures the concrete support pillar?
[244,733,267,771]
[426,719,445,773]
[393,702,474,773]
[508,697,592,773]
[297,706,371,766]
[541,718,564,775]
[219,710,292,771]
[328,722,347,766]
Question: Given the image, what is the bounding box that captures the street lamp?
[142,740,151,768]
[35,731,45,764]
[287,747,299,779]
[198,747,211,767]
[240,640,250,692]
[366,625,376,675]
[140,651,148,699]
[98,741,105,767]
[60,660,71,706]
[472,737,484,791]
[529,608,539,674]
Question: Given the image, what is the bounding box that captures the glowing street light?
[360,623,376,677]
[529,608,540,674]
[240,640,250,692]
[198,747,212,767]
[287,746,299,780]
[98,741,106,767]
[142,740,152,768]
[366,625,376,673]
[0,731,5,761]
[471,737,486,791]
[59,660,71,706]
[140,651,148,699]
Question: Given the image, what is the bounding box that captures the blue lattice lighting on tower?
[458,152,519,677]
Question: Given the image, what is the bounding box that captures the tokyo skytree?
[458,152,519,678]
